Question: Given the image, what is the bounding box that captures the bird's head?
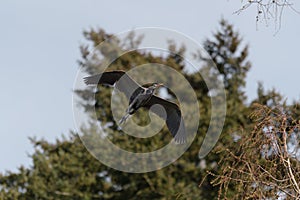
[152,83,164,89]
[145,83,164,94]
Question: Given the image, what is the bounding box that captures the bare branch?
[235,0,299,32]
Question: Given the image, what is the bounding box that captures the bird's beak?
[157,83,164,88]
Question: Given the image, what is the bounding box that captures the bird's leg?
[119,99,137,125]
[119,113,130,124]
[119,106,132,125]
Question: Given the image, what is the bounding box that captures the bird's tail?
[119,113,130,124]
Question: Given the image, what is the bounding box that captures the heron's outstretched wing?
[84,71,142,100]
[143,96,186,144]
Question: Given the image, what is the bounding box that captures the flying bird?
[84,70,186,144]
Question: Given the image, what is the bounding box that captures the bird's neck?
[146,87,156,95]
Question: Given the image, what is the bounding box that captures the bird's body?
[119,83,162,124]
[84,70,186,144]
[128,84,161,113]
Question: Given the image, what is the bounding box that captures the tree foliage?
[210,103,300,199]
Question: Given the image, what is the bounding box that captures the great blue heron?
[84,70,186,144]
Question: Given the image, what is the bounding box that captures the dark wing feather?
[84,71,125,85]
[84,71,142,99]
[143,96,186,144]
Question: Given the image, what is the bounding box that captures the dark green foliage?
[0,134,111,200]
[204,19,251,131]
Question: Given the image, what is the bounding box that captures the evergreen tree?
[204,19,251,130]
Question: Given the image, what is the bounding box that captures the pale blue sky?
[0,0,299,172]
